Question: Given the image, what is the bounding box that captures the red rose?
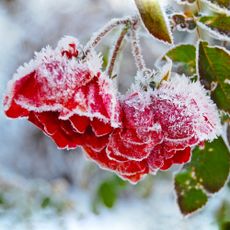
[4,36,121,149]
[83,75,220,183]
[4,34,221,184]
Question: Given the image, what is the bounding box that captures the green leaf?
[134,0,173,44]
[164,44,196,75]
[227,125,230,145]
[190,138,230,193]
[175,136,230,215]
[175,170,208,215]
[198,14,230,41]
[95,176,127,211]
[201,0,230,14]
[197,41,230,113]
[41,196,51,208]
[98,180,117,208]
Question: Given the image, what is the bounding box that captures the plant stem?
[130,24,147,73]
[107,26,129,78]
[84,17,133,55]
[196,26,201,39]
[196,0,201,12]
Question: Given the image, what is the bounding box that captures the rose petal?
[83,147,149,177]
[91,118,113,137]
[69,114,90,134]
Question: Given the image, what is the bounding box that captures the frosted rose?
[83,75,221,183]
[4,36,121,149]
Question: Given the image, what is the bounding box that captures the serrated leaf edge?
[200,0,230,15]
[197,20,230,42]
[196,40,230,113]
[158,43,197,77]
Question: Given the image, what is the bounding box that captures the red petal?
[84,131,109,152]
[120,173,144,183]
[51,130,82,149]
[91,118,113,136]
[5,101,29,118]
[107,129,152,161]
[160,158,173,170]
[172,147,191,164]
[69,115,90,133]
[28,112,45,131]
[106,145,130,162]
[36,112,59,135]
[83,147,149,178]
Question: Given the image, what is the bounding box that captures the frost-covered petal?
[83,147,149,183]
[152,75,221,143]
[107,129,154,161]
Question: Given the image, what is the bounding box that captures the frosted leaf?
[197,21,230,42]
[201,0,230,15]
[175,0,196,5]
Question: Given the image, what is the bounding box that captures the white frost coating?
[156,75,222,141]
[197,21,230,42]
[154,56,172,84]
[3,58,37,111]
[98,73,121,127]
[85,49,103,76]
[4,36,121,127]
[174,0,196,5]
[195,39,201,81]
[157,0,174,45]
[126,75,154,109]
[57,35,80,51]
[201,0,230,15]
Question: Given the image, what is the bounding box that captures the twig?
[84,17,133,55]
[130,24,147,73]
[107,26,129,78]
[196,0,201,12]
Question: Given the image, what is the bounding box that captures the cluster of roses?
[4,36,220,183]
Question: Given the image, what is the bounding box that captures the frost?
[154,56,172,84]
[57,35,80,52]
[155,75,221,141]
[174,0,196,5]
[197,21,230,42]
[201,0,230,15]
[4,36,121,127]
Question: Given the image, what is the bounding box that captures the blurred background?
[0,0,230,229]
